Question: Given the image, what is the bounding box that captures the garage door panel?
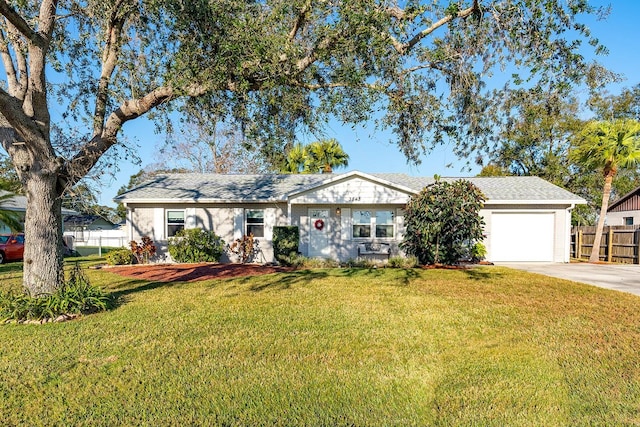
[491,213,555,262]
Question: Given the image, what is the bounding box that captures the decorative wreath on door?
[314,219,325,231]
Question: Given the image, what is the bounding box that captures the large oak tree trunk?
[22,172,64,296]
[589,174,613,263]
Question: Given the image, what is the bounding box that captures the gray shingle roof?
[114,174,329,202]
[115,172,585,204]
[0,190,77,214]
[370,174,584,202]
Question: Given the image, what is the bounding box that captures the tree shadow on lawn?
[229,267,423,292]
[108,279,171,303]
[462,265,504,281]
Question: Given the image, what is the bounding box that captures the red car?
[0,233,24,264]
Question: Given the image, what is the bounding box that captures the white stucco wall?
[290,203,405,261]
[126,203,287,262]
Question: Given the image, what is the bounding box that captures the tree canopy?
[483,83,640,225]
[0,0,611,294]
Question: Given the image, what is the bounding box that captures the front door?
[309,209,330,257]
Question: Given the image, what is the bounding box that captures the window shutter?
[154,209,165,240]
[396,208,405,241]
[233,208,244,240]
[341,208,352,240]
[185,208,196,229]
[264,208,276,240]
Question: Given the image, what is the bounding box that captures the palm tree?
[572,119,640,262]
[279,139,349,174]
[0,192,23,232]
[306,139,349,173]
[279,143,311,174]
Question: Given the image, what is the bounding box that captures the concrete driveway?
[496,262,640,296]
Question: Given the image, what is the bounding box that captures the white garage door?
[490,212,555,262]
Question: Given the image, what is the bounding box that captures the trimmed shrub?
[168,228,225,263]
[273,226,300,265]
[105,248,134,265]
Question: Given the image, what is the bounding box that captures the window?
[375,210,395,238]
[625,217,634,226]
[352,210,371,238]
[246,209,264,237]
[352,210,395,239]
[167,210,185,237]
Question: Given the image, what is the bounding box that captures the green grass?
[1,262,640,426]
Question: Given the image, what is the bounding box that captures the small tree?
[401,180,485,265]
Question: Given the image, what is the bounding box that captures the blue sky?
[96,1,640,207]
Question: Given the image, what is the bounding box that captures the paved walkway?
[496,262,640,296]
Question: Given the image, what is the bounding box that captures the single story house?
[114,171,585,263]
[606,186,640,226]
[0,190,76,233]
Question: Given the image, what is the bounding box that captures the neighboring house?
[0,190,76,234]
[606,186,640,226]
[63,214,126,247]
[63,214,118,233]
[114,171,585,263]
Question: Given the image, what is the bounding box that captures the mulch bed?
[107,261,492,283]
[107,263,295,283]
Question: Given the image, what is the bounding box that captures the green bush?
[168,228,225,263]
[0,263,113,322]
[105,248,134,265]
[470,242,487,263]
[400,179,485,265]
[273,226,300,265]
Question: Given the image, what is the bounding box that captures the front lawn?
[1,263,639,426]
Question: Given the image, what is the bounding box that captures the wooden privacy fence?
[572,225,640,264]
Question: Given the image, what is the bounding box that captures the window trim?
[375,210,395,239]
[166,209,186,238]
[352,209,395,240]
[245,208,265,238]
[352,210,372,239]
